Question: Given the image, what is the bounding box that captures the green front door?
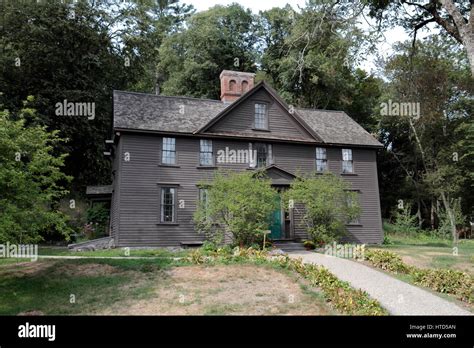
[270,195,282,239]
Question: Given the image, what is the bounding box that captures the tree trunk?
[439,0,474,77]
[440,191,457,244]
[430,200,435,230]
[417,199,423,229]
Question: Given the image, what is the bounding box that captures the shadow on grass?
[0,258,176,315]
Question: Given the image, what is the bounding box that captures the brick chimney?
[220,70,255,103]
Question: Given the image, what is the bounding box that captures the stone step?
[273,242,306,252]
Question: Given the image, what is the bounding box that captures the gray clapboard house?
[108,70,383,247]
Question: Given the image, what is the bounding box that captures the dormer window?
[254,103,268,130]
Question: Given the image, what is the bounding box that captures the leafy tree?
[194,171,278,247]
[157,4,259,99]
[259,2,382,130]
[377,36,473,240]
[0,0,191,191]
[283,173,361,245]
[0,104,72,244]
[367,0,474,76]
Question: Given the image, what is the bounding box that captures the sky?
[179,0,432,75]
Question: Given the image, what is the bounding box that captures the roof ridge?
[113,90,224,104]
[295,107,345,113]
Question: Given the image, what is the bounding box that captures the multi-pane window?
[199,139,213,166]
[162,137,176,165]
[254,103,268,129]
[199,188,210,218]
[254,143,272,168]
[160,187,176,223]
[342,149,353,173]
[346,192,360,224]
[316,147,327,172]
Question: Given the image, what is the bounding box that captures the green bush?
[283,173,361,245]
[0,106,72,244]
[303,240,316,250]
[364,249,411,273]
[194,170,278,247]
[391,203,419,235]
[85,203,109,238]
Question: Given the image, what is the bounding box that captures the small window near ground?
[160,187,176,223]
[346,193,360,225]
[316,147,327,172]
[162,137,176,165]
[254,103,268,130]
[199,187,210,218]
[342,149,353,173]
[199,139,213,166]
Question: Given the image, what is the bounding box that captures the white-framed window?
[346,192,360,225]
[254,103,268,129]
[252,143,272,168]
[342,149,353,173]
[160,187,176,223]
[199,187,210,218]
[199,139,213,166]
[316,147,327,172]
[162,137,176,165]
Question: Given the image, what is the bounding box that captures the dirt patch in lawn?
[99,264,332,315]
[0,261,52,277]
[53,263,120,277]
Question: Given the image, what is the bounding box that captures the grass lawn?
[38,246,190,258]
[0,258,334,315]
[377,233,474,276]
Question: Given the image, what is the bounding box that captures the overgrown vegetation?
[0,105,72,244]
[282,173,361,245]
[194,170,278,247]
[85,203,110,239]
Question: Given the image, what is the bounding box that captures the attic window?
[242,80,248,92]
[229,80,236,91]
[254,103,268,130]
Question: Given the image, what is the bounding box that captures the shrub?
[303,240,316,250]
[283,173,361,245]
[194,170,278,247]
[0,106,72,244]
[85,203,109,238]
[364,249,474,303]
[364,249,411,273]
[391,203,419,235]
[411,268,473,303]
[286,258,386,315]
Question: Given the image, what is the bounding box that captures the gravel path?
[288,251,472,315]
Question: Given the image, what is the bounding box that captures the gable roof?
[195,81,322,142]
[113,88,382,148]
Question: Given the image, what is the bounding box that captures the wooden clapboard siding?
[208,89,314,141]
[114,132,383,246]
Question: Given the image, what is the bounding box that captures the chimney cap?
[219,70,256,79]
